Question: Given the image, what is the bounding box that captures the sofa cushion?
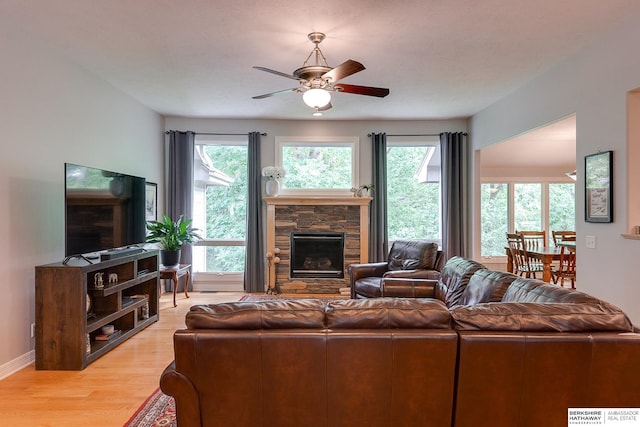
[387,240,439,271]
[458,269,518,306]
[325,298,451,329]
[450,302,634,332]
[502,278,604,304]
[186,299,327,329]
[435,256,486,307]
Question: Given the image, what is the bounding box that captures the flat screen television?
[65,163,147,257]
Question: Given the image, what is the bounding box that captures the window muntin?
[275,136,359,195]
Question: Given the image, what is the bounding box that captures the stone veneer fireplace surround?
[264,196,372,294]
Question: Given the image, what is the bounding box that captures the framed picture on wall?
[585,150,613,223]
[145,182,157,221]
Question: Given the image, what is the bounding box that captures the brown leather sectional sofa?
[160,257,640,427]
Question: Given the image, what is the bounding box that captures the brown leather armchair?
[348,239,444,298]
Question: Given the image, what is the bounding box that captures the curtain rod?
[367,132,467,137]
[165,131,267,136]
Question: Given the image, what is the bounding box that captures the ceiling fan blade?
[252,88,300,99]
[322,60,365,82]
[334,83,390,98]
[253,66,301,81]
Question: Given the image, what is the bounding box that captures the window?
[514,183,542,231]
[480,183,509,257]
[480,181,575,258]
[549,183,576,231]
[192,135,248,290]
[387,137,441,243]
[275,136,359,195]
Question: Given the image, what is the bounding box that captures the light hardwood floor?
[0,291,246,427]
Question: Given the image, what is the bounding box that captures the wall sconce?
[565,170,577,181]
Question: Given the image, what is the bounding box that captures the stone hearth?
[264,196,372,294]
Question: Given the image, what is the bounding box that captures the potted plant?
[146,214,202,267]
[351,184,374,197]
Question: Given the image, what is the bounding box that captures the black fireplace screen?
[290,232,345,278]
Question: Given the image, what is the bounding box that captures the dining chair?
[516,230,547,249]
[551,245,576,288]
[552,230,576,245]
[506,232,544,279]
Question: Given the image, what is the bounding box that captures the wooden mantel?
[263,196,372,293]
[263,196,373,206]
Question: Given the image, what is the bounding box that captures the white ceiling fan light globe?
[303,88,331,108]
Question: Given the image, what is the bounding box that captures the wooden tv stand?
[35,250,159,370]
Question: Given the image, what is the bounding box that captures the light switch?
[585,235,596,249]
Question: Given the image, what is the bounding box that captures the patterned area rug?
[124,388,175,427]
[240,293,348,302]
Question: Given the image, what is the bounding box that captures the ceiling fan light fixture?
[252,32,389,111]
[303,88,331,109]
[312,109,323,117]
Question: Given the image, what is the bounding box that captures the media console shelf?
[35,250,159,370]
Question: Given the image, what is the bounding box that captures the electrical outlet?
[30,323,35,338]
[585,235,596,249]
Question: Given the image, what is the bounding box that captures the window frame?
[386,136,442,244]
[191,134,248,291]
[274,135,360,196]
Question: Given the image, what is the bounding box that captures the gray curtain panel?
[167,130,195,289]
[243,131,265,292]
[440,132,470,260]
[370,132,389,262]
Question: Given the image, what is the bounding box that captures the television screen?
[65,163,147,257]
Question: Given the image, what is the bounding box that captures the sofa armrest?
[349,263,389,298]
[383,269,440,280]
[159,361,202,427]
[380,277,438,298]
[348,262,389,282]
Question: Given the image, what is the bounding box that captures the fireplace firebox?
[290,232,345,279]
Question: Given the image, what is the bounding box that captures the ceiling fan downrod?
[302,32,329,68]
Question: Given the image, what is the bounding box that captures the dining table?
[556,241,577,249]
[505,245,562,283]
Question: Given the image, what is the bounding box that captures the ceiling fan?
[252,32,390,116]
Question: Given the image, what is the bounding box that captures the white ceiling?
[481,115,577,169]
[1,0,639,122]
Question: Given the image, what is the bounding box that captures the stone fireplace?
[264,196,372,294]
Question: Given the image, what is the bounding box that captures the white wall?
[0,27,163,376]
[471,15,640,324]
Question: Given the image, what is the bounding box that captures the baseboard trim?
[0,350,35,380]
